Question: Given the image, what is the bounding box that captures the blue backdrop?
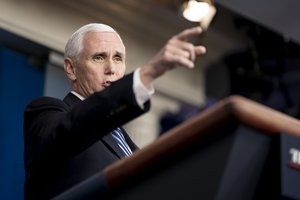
[0,47,45,199]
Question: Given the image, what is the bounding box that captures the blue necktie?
[111,128,133,157]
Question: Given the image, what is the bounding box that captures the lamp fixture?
[182,0,216,29]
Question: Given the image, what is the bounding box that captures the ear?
[64,58,77,81]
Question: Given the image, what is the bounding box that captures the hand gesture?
[140,26,206,87]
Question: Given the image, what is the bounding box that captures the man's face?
[70,32,126,97]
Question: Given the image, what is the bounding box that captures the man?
[24,23,206,199]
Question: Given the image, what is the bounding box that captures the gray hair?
[64,23,122,60]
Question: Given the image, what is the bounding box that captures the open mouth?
[103,81,111,88]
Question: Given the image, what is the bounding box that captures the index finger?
[175,26,203,41]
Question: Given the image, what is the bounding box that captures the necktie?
[111,128,133,157]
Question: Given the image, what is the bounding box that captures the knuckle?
[186,43,194,50]
[162,51,171,60]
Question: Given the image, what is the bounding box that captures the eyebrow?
[115,51,125,57]
[91,51,125,57]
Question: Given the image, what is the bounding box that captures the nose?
[104,59,115,75]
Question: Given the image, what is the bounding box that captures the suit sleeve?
[24,73,150,164]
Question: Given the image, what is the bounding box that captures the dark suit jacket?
[24,73,150,200]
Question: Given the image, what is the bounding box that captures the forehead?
[82,32,125,53]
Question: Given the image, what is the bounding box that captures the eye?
[93,54,105,62]
[114,55,123,63]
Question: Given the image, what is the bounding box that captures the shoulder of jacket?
[25,96,69,112]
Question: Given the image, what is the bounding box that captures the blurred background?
[0,0,300,199]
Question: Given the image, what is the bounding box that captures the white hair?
[64,23,123,60]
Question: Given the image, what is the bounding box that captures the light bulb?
[183,0,210,22]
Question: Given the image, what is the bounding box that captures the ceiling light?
[182,0,217,29]
[183,0,210,22]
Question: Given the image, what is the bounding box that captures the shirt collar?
[71,91,85,100]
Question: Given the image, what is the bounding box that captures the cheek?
[116,65,126,78]
[78,66,103,84]
[87,65,105,79]
[80,68,95,80]
[76,68,89,80]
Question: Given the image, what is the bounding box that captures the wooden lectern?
[53,95,300,200]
